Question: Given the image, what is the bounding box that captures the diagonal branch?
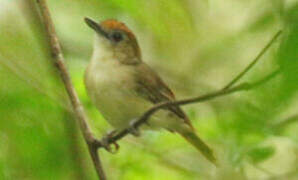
[35,0,106,179]
[222,30,282,90]
[101,69,280,146]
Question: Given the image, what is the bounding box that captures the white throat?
[91,35,114,64]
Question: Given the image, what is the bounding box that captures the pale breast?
[85,59,152,129]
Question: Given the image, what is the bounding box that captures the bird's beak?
[84,17,109,39]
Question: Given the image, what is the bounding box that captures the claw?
[100,130,120,153]
[129,119,141,137]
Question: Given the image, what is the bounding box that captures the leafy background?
[0,0,297,179]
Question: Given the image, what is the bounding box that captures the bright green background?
[0,0,297,179]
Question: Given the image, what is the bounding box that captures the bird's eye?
[111,32,123,42]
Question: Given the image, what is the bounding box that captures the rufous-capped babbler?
[84,17,216,165]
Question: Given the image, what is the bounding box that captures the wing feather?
[134,63,194,129]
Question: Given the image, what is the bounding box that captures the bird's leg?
[128,119,141,137]
[100,130,119,153]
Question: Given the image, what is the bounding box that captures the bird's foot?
[100,130,119,153]
[128,119,141,137]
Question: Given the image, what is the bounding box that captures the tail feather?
[179,131,217,166]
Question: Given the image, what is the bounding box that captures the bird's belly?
[93,86,152,129]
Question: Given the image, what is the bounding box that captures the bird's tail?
[178,130,217,166]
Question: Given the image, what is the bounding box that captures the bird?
[84,17,216,165]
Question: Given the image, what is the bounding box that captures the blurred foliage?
[247,146,275,164]
[0,0,297,179]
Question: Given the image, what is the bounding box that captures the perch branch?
[223,30,282,90]
[99,69,280,147]
[35,0,106,179]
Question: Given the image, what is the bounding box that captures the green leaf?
[247,146,275,164]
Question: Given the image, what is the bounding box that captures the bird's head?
[85,17,141,65]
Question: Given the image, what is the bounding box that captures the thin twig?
[222,30,282,90]
[35,0,106,179]
[97,70,280,147]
